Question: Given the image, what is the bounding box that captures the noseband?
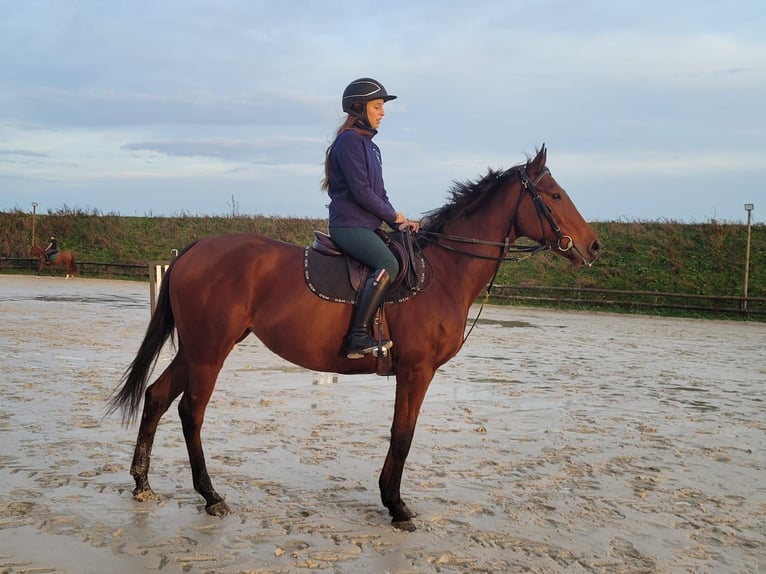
[520,167,573,253]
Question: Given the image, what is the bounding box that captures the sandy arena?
[0,275,764,573]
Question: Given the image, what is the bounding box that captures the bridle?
[418,165,573,261]
[415,165,575,342]
[521,167,574,254]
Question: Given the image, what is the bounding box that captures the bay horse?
[108,146,601,530]
[30,246,79,278]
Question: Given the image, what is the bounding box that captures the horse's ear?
[530,144,547,173]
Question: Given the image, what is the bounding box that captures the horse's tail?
[106,242,197,425]
[70,253,79,276]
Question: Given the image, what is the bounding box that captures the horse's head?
[515,146,601,267]
[30,246,44,258]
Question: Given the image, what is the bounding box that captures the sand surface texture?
[0,275,764,573]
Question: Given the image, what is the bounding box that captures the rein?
[418,231,550,260]
[418,167,571,260]
[416,165,568,342]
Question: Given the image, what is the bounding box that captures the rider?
[321,78,420,359]
[44,235,58,263]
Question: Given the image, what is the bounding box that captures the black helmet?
[342,78,397,113]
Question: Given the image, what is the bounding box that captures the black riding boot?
[346,269,392,359]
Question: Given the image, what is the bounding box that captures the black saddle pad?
[304,234,426,305]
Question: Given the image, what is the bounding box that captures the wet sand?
[0,275,764,573]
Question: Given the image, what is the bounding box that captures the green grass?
[492,220,765,299]
[1,209,324,263]
[2,208,764,302]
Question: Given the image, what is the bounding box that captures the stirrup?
[346,338,393,359]
[372,345,390,358]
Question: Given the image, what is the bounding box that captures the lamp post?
[31,202,38,247]
[743,203,754,314]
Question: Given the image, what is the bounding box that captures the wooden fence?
[0,257,148,279]
[487,285,765,319]
[1,257,763,319]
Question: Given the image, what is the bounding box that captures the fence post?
[743,203,754,316]
[149,261,171,315]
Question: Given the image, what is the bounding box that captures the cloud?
[0,149,51,159]
[1,0,765,222]
[2,87,333,128]
[122,136,326,166]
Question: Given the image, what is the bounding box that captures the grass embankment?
[1,208,764,302]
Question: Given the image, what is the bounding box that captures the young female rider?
[321,78,419,359]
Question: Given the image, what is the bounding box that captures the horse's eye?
[551,193,562,200]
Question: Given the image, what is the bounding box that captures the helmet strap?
[344,103,373,134]
[348,101,365,118]
[351,117,376,136]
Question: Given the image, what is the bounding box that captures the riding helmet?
[342,78,397,113]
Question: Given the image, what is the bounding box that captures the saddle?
[304,229,427,304]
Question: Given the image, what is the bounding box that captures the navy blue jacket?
[327,129,397,229]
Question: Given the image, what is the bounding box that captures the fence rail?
[0,257,148,279]
[488,284,765,318]
[2,257,763,319]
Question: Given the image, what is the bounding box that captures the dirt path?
[0,275,764,573]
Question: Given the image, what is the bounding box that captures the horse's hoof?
[133,487,157,502]
[390,503,417,520]
[205,500,231,517]
[400,503,418,519]
[392,518,416,532]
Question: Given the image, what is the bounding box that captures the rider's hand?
[397,220,420,233]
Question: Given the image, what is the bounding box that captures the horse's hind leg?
[130,356,188,501]
[178,362,229,517]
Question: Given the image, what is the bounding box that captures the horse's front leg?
[379,366,433,530]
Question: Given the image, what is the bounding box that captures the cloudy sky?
[1,0,764,223]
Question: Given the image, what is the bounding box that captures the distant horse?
[108,146,601,530]
[30,246,79,278]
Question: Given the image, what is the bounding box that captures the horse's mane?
[421,162,528,233]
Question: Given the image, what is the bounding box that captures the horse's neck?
[429,197,522,308]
